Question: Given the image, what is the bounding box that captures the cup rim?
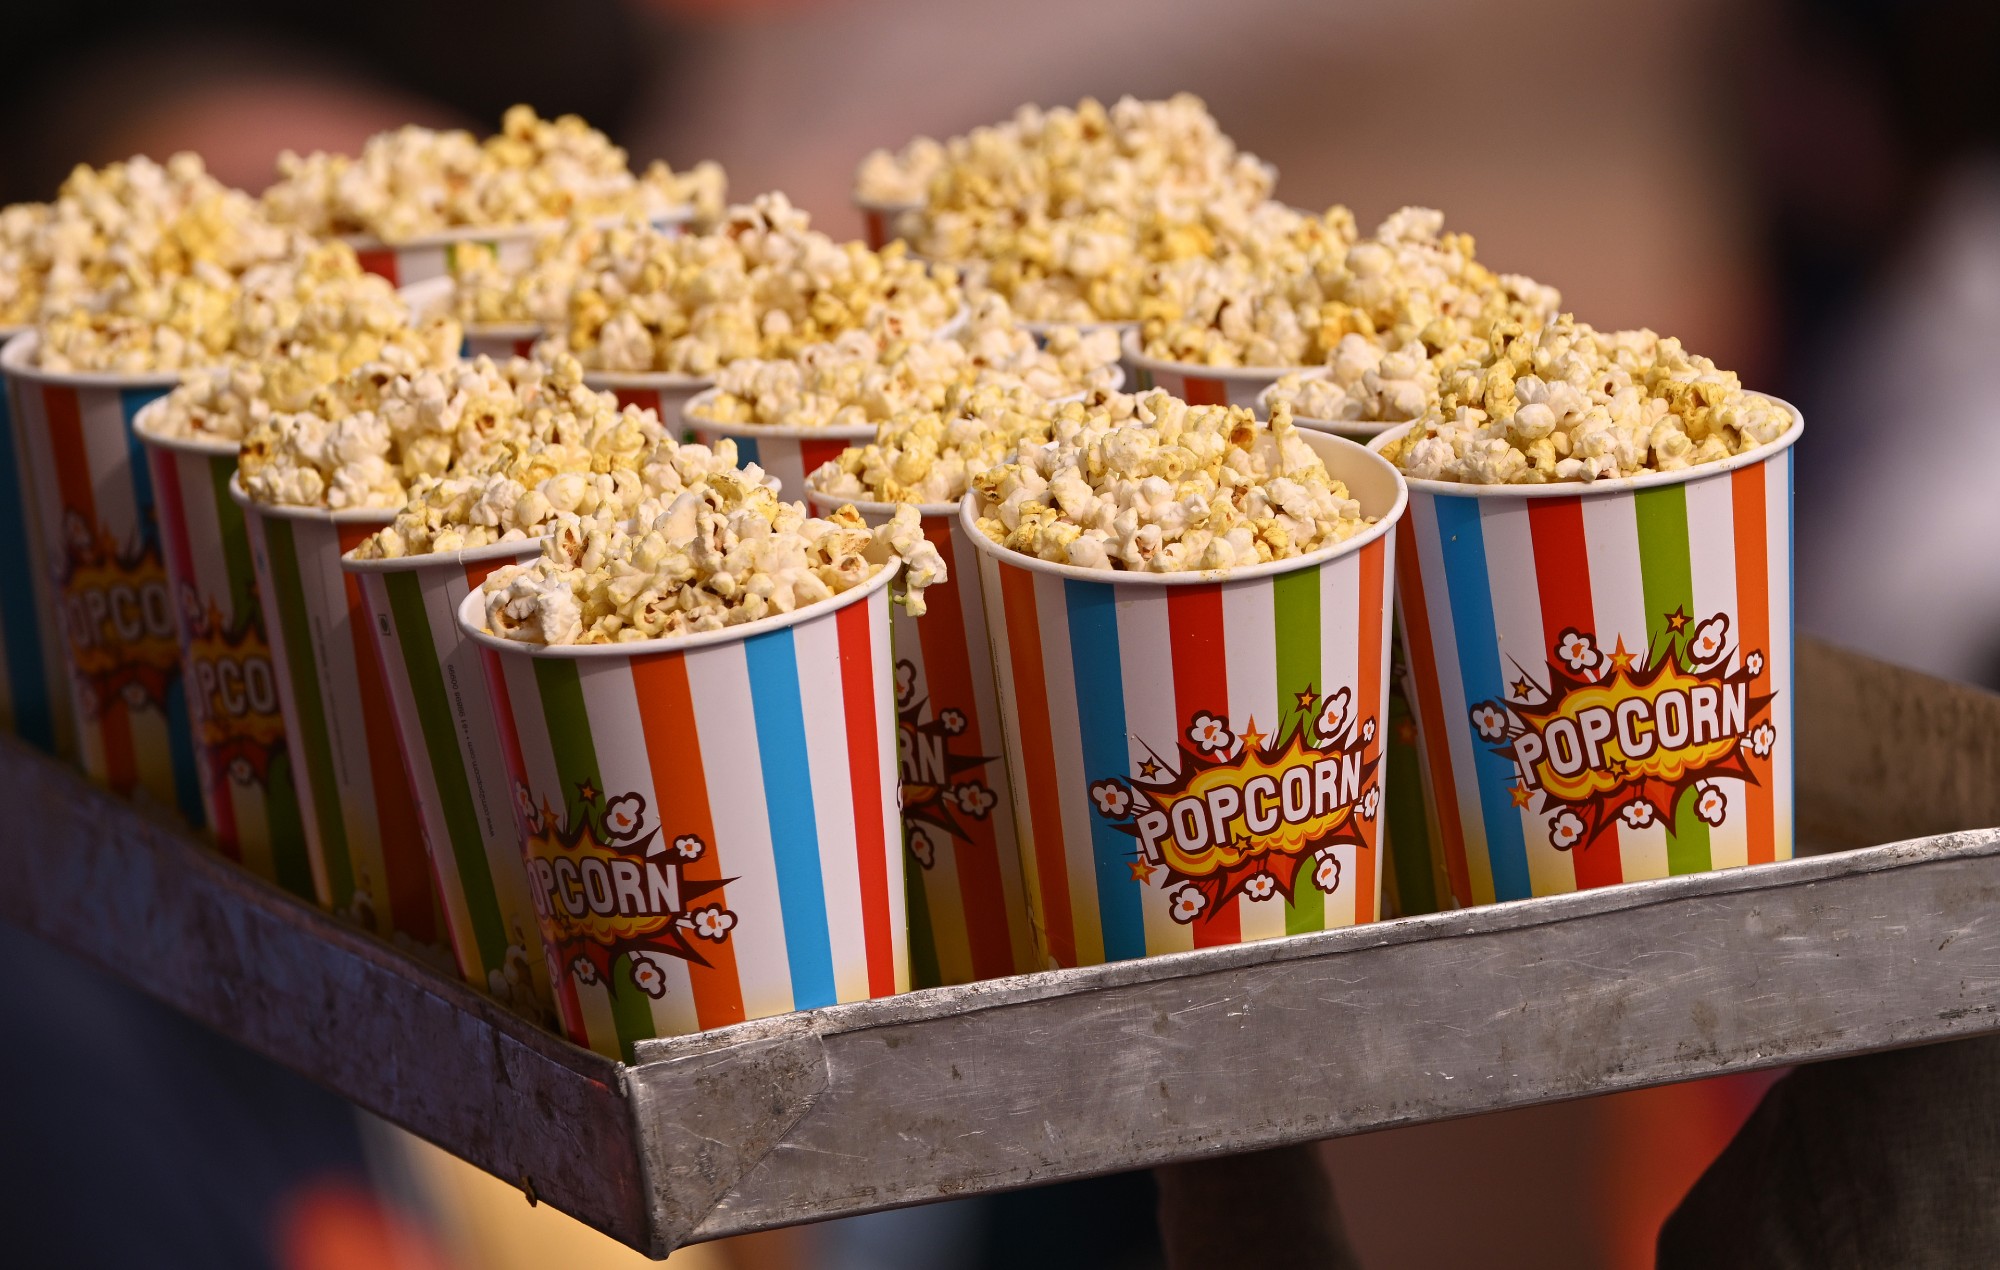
[454,552,903,659]
[1021,316,1141,338]
[1367,396,1806,499]
[955,428,1409,586]
[802,477,956,520]
[130,397,240,456]
[581,367,717,391]
[462,320,545,341]
[683,387,882,441]
[850,193,926,215]
[1119,327,1311,381]
[340,533,549,574]
[0,328,192,388]
[227,469,398,525]
[339,205,696,252]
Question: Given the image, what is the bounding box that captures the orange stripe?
[1730,467,1776,866]
[836,598,897,997]
[912,523,1015,979]
[1394,516,1472,906]
[613,388,660,415]
[340,521,436,943]
[629,650,747,1028]
[1181,376,1227,407]
[996,562,1076,966]
[1352,540,1385,924]
[1167,584,1239,947]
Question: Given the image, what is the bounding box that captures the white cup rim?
[130,397,240,456]
[802,476,956,520]
[340,205,696,252]
[1119,327,1311,380]
[0,328,191,388]
[340,534,549,574]
[226,469,398,525]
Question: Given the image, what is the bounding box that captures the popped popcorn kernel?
[971,391,1369,572]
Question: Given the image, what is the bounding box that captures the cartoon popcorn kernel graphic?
[1187,711,1235,755]
[1557,628,1600,674]
[1620,799,1657,829]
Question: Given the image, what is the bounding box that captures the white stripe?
[1370,535,1397,918]
[761,437,807,501]
[243,507,329,904]
[1411,493,1496,905]
[576,657,697,1038]
[1685,470,1747,872]
[1580,493,1668,882]
[1766,451,1795,860]
[870,593,909,994]
[1317,553,1363,930]
[948,518,1033,976]
[176,450,234,625]
[1480,501,1574,897]
[79,387,137,541]
[573,981,621,1060]
[1114,584,1190,957]
[1033,570,1103,966]
[791,605,871,1004]
[1222,575,1285,943]
[686,640,796,1018]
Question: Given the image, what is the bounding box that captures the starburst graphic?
[894,658,1001,870]
[56,514,179,720]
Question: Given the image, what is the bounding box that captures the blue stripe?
[1063,579,1146,961]
[120,387,169,534]
[0,375,55,748]
[733,435,760,468]
[1431,495,1532,901]
[744,627,838,1009]
[163,671,205,825]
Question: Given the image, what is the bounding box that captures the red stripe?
[355,248,399,284]
[1352,540,1386,924]
[995,562,1076,966]
[1394,516,1472,906]
[910,522,1013,979]
[1167,584,1239,946]
[153,446,238,857]
[480,644,588,1042]
[1180,376,1227,407]
[629,651,747,1027]
[511,338,535,358]
[338,522,436,944]
[864,210,888,250]
[1527,498,1623,889]
[799,438,847,486]
[1730,467,1776,866]
[613,387,661,415]
[836,597,897,996]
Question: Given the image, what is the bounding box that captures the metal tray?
[4,639,1997,1257]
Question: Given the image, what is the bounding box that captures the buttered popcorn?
[239,353,585,511]
[478,481,947,645]
[1384,315,1796,484]
[146,243,463,442]
[556,193,961,375]
[973,391,1367,572]
[690,294,1119,431]
[263,105,725,242]
[853,136,944,206]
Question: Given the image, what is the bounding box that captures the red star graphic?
[1240,722,1266,751]
[1396,718,1417,745]
[577,780,599,804]
[1609,638,1635,672]
[1666,607,1689,632]
[1294,689,1319,713]
[1509,782,1532,808]
[1511,678,1537,702]
[1138,757,1163,781]
[1127,859,1154,883]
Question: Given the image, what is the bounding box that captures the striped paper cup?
[348,207,695,288]
[1254,373,1408,444]
[1120,329,1295,412]
[686,388,873,500]
[803,483,1037,987]
[231,477,446,960]
[961,431,1408,968]
[1374,408,1803,906]
[344,539,556,1020]
[134,409,315,895]
[456,559,908,1058]
[2,334,203,824]
[582,369,712,438]
[853,196,922,250]
[0,327,74,756]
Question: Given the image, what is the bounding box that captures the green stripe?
[1272,568,1326,933]
[609,954,659,1063]
[262,750,316,900]
[906,845,942,989]
[263,517,352,905]
[1384,682,1440,915]
[208,453,257,624]
[1634,485,1711,875]
[385,571,507,971]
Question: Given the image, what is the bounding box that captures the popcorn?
[478,482,947,645]
[885,95,1276,323]
[550,193,961,375]
[0,202,52,327]
[689,293,1119,432]
[239,353,611,512]
[1382,315,1797,484]
[263,105,725,242]
[972,391,1368,572]
[144,242,463,442]
[853,136,945,206]
[1264,335,1437,424]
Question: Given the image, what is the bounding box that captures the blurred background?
[1,0,1994,1265]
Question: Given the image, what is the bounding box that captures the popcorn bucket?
[1022,318,1138,353]
[343,540,556,1021]
[685,388,873,500]
[1254,373,1405,442]
[231,477,446,960]
[349,207,695,288]
[1,334,203,824]
[456,561,909,1059]
[961,431,1407,968]
[582,370,712,438]
[134,410,315,895]
[0,328,73,756]
[1120,329,1294,411]
[462,323,541,361]
[1373,408,1803,905]
[853,196,922,251]
[804,484,1037,986]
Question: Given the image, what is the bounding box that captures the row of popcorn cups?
[345,206,697,289]
[0,326,73,757]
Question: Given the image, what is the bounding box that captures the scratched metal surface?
[0,736,650,1251]
[3,639,1997,1258]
